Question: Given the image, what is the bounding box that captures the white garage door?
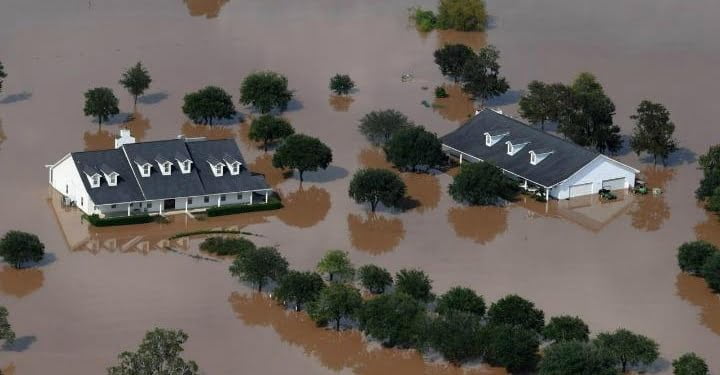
[569,182,593,198]
[602,178,626,191]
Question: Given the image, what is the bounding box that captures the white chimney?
[115,129,136,148]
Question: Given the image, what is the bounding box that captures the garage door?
[569,182,593,198]
[602,178,626,191]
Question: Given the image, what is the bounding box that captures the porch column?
[127,204,131,217]
[159,202,163,215]
[250,192,253,205]
[185,199,188,212]
[265,191,269,203]
[545,188,550,201]
[217,196,221,207]
[459,153,463,164]
[523,180,528,189]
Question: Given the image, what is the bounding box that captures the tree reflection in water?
[675,272,720,335]
[183,0,229,19]
[276,186,331,229]
[628,167,674,232]
[347,213,405,255]
[328,95,354,112]
[447,205,509,245]
[0,266,44,298]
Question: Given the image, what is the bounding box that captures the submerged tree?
[308,283,363,331]
[594,328,659,373]
[435,286,486,317]
[630,100,678,165]
[480,323,541,373]
[395,268,434,302]
[0,230,45,269]
[119,61,152,110]
[106,328,199,375]
[357,264,393,294]
[518,81,569,130]
[696,144,720,200]
[358,109,413,146]
[272,134,332,182]
[460,45,509,106]
[358,292,428,348]
[543,315,590,342]
[348,168,407,212]
[384,126,446,172]
[0,61,6,93]
[329,74,355,96]
[430,311,484,366]
[672,353,709,375]
[702,252,720,292]
[316,249,355,282]
[538,340,617,375]
[677,241,717,275]
[487,294,545,333]
[181,86,236,125]
[434,44,475,82]
[273,270,325,311]
[0,306,16,345]
[248,114,295,152]
[240,71,293,114]
[229,247,288,292]
[436,0,488,31]
[449,161,519,205]
[84,87,120,125]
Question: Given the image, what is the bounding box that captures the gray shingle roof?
[441,109,600,187]
[72,149,145,204]
[186,139,269,194]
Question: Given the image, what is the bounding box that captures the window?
[80,197,84,206]
[129,203,133,207]
[212,164,224,177]
[111,204,116,209]
[108,174,117,185]
[147,202,152,208]
[204,196,210,203]
[507,143,512,154]
[188,198,193,205]
[485,134,492,146]
[221,194,226,201]
[65,185,68,194]
[140,164,151,177]
[530,153,537,164]
[237,193,242,200]
[163,163,171,174]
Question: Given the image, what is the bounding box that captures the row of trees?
[677,240,720,292]
[434,44,509,106]
[411,0,488,32]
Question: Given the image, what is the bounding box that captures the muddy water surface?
[1,0,720,373]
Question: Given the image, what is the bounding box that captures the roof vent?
[529,149,554,165]
[115,129,136,148]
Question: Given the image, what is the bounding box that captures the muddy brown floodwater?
[1,0,720,373]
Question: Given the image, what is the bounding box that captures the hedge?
[83,214,154,227]
[168,229,257,240]
[199,236,256,256]
[206,199,283,217]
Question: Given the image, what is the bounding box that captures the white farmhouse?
[48,130,272,217]
[441,109,638,200]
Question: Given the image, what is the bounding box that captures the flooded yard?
[1,0,720,373]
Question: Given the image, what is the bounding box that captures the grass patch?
[199,236,256,256]
[82,214,155,227]
[206,197,283,217]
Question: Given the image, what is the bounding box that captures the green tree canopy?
[480,324,540,373]
[435,286,486,317]
[308,283,363,331]
[630,100,678,165]
[672,353,709,375]
[0,230,45,269]
[273,270,325,311]
[429,311,483,366]
[557,73,622,153]
[229,246,289,292]
[696,145,720,200]
[181,86,236,125]
[199,236,256,257]
[240,71,293,113]
[358,292,428,348]
[358,109,413,146]
[329,74,355,96]
[0,306,16,345]
[487,294,545,333]
[434,44,475,82]
[84,87,120,125]
[119,61,152,109]
[701,252,720,292]
[518,81,569,130]
[538,340,617,375]
[449,161,520,205]
[594,328,660,373]
[248,114,295,151]
[677,241,717,275]
[395,268,434,302]
[384,126,446,172]
[357,264,393,294]
[348,168,407,212]
[460,45,509,105]
[106,328,199,375]
[437,0,487,31]
[316,249,355,282]
[272,134,332,182]
[0,61,6,93]
[543,315,590,342]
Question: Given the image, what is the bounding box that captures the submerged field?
[1,0,720,373]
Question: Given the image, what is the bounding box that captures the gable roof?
[186,139,268,195]
[72,149,145,204]
[440,109,601,187]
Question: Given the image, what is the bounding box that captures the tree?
[672,353,709,375]
[449,161,520,205]
[348,168,407,212]
[315,249,354,282]
[460,45,509,106]
[181,86,236,125]
[329,74,355,95]
[240,71,293,113]
[395,268,433,302]
[358,292,427,348]
[358,109,413,145]
[106,328,199,375]
[0,61,6,93]
[0,306,15,345]
[487,294,545,333]
[630,100,678,165]
[480,324,540,373]
[435,286,485,317]
[696,145,720,200]
[357,264,393,294]
[84,87,120,125]
[229,247,289,292]
[0,230,45,269]
[518,81,569,130]
[594,328,659,373]
[701,252,720,292]
[434,44,475,82]
[272,134,332,182]
[677,241,717,275]
[437,0,487,31]
[538,341,617,375]
[273,271,325,311]
[199,236,256,256]
[543,315,590,342]
[119,61,152,110]
[308,283,363,331]
[384,126,446,172]
[429,311,483,365]
[557,73,622,153]
[248,115,295,152]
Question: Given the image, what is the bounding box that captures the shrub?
[435,286,485,317]
[357,264,393,294]
[329,74,355,95]
[487,294,545,333]
[395,269,434,302]
[206,198,283,217]
[410,6,437,32]
[480,324,540,373]
[672,352,709,375]
[358,292,428,348]
[199,236,256,256]
[434,86,449,98]
[677,241,717,275]
[437,0,487,32]
[83,214,154,227]
[429,311,483,365]
[701,252,720,292]
[449,161,520,205]
[538,341,616,375]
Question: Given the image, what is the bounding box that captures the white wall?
[552,156,636,199]
[49,155,95,215]
[93,191,268,217]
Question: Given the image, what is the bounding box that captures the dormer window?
[484,131,509,147]
[136,163,152,177]
[505,139,530,156]
[176,159,192,174]
[158,161,172,176]
[87,173,101,188]
[223,154,242,176]
[99,164,118,187]
[211,163,224,177]
[529,149,554,165]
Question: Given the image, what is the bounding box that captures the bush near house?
[206,197,283,217]
[83,214,154,227]
[199,236,256,256]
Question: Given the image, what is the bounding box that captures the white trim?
[121,145,147,199]
[597,154,640,174]
[92,188,273,207]
[555,155,638,187]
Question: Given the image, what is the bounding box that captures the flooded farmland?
[1,0,720,373]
